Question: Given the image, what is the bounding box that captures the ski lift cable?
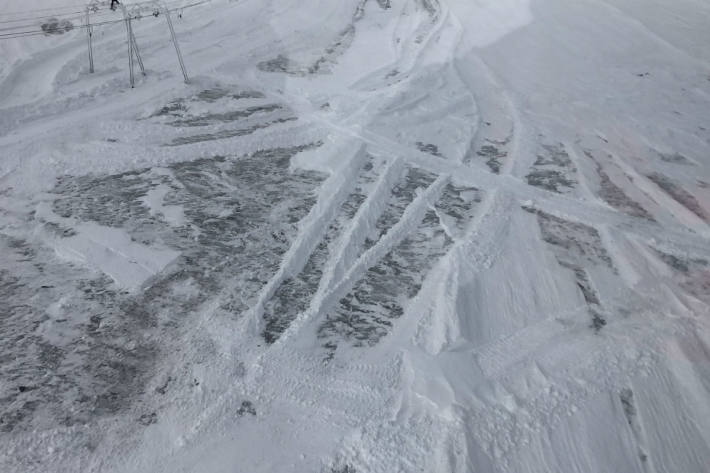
[0,4,158,30]
[0,18,127,38]
[0,9,131,32]
[0,10,119,27]
[120,0,210,16]
[0,10,99,24]
[0,0,210,40]
[0,0,203,32]
[0,0,172,16]
[105,0,207,13]
[0,4,144,24]
[0,5,107,16]
[0,5,112,19]
[0,0,196,19]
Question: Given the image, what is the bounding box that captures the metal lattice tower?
[84,0,190,87]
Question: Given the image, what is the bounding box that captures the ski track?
[1,0,709,472]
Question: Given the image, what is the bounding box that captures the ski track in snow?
[1,0,709,472]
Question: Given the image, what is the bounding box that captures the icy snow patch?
[36,202,179,291]
[52,221,179,292]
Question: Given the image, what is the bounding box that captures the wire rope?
[0,0,196,18]
[0,0,209,40]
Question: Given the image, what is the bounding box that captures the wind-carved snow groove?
[167,117,297,146]
[275,160,434,345]
[433,182,482,237]
[619,388,655,472]
[653,248,710,305]
[526,142,578,193]
[318,177,480,355]
[414,0,442,44]
[524,206,615,331]
[583,150,655,221]
[146,86,297,146]
[288,163,440,339]
[363,167,438,250]
[169,104,284,127]
[528,209,615,270]
[261,155,382,344]
[656,150,694,165]
[152,87,272,126]
[459,56,515,174]
[412,0,445,63]
[418,0,440,17]
[646,172,709,223]
[319,158,408,292]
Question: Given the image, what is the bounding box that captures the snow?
[33,201,179,291]
[140,182,186,226]
[1,0,709,472]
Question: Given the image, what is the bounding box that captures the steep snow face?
[1,0,709,472]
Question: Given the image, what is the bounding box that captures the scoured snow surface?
[1,0,709,472]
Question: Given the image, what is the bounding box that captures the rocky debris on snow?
[596,165,654,220]
[155,377,172,395]
[138,412,158,426]
[524,207,615,330]
[529,208,614,270]
[40,18,74,35]
[477,139,509,174]
[237,401,256,416]
[416,141,444,158]
[654,248,710,304]
[659,152,692,165]
[647,172,709,223]
[526,142,577,193]
[582,151,654,221]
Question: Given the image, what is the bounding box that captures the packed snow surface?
[1,0,709,472]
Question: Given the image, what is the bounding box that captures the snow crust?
[1,0,709,472]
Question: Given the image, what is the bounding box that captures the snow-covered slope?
[1,1,709,472]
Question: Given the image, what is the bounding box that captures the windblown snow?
[1,0,709,472]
